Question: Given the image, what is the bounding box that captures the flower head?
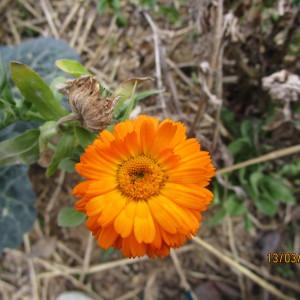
[73,115,215,257]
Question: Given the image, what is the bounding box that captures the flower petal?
[98,225,119,249]
[148,196,178,234]
[161,183,213,210]
[114,201,137,238]
[85,193,110,216]
[113,120,134,140]
[140,118,157,155]
[97,191,127,226]
[73,179,117,198]
[134,201,156,243]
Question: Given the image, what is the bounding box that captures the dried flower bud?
[59,76,117,131]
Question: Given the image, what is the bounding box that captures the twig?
[56,241,83,264]
[187,270,232,283]
[0,280,15,292]
[59,1,81,34]
[40,0,59,38]
[70,7,85,48]
[20,0,40,18]
[144,12,168,117]
[86,16,116,68]
[279,8,300,64]
[170,250,198,300]
[211,43,225,151]
[144,272,158,300]
[77,10,97,54]
[6,12,21,44]
[224,250,300,293]
[80,234,94,282]
[23,235,39,300]
[34,255,103,300]
[45,171,65,236]
[208,0,224,89]
[190,0,225,137]
[17,20,45,35]
[37,245,194,279]
[226,217,247,299]
[116,288,142,300]
[0,0,10,12]
[217,144,300,175]
[166,70,182,115]
[46,171,65,213]
[193,236,296,300]
[189,70,222,136]
[166,58,194,88]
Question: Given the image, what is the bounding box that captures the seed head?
[59,76,117,131]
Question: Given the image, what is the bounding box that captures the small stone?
[56,291,94,300]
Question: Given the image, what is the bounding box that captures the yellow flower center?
[117,155,166,200]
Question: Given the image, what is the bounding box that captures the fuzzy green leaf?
[10,62,67,120]
[0,129,40,166]
[262,176,295,204]
[75,127,96,149]
[225,195,247,216]
[58,157,76,173]
[39,121,58,153]
[57,207,86,227]
[254,195,278,216]
[55,59,89,77]
[46,132,76,177]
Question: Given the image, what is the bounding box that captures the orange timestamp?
[267,252,300,264]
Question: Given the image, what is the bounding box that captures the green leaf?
[279,160,300,176]
[55,59,89,77]
[0,165,36,253]
[244,214,254,231]
[212,182,221,205]
[10,62,67,120]
[249,171,264,197]
[135,89,160,102]
[262,176,295,204]
[206,208,226,227]
[254,195,278,216]
[114,79,138,102]
[0,129,40,166]
[0,58,13,103]
[228,138,251,157]
[58,157,76,173]
[113,77,151,102]
[50,76,66,103]
[240,120,253,141]
[113,87,157,120]
[57,207,86,227]
[46,131,76,176]
[159,5,181,24]
[75,127,96,149]
[224,195,247,216]
[39,121,58,153]
[0,98,17,129]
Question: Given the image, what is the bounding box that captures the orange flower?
[73,115,215,257]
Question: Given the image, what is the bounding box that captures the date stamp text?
[267,252,300,264]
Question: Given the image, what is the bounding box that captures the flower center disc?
[117,155,166,200]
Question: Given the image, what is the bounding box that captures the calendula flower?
[73,115,215,257]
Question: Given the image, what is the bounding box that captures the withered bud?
[59,76,118,131]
